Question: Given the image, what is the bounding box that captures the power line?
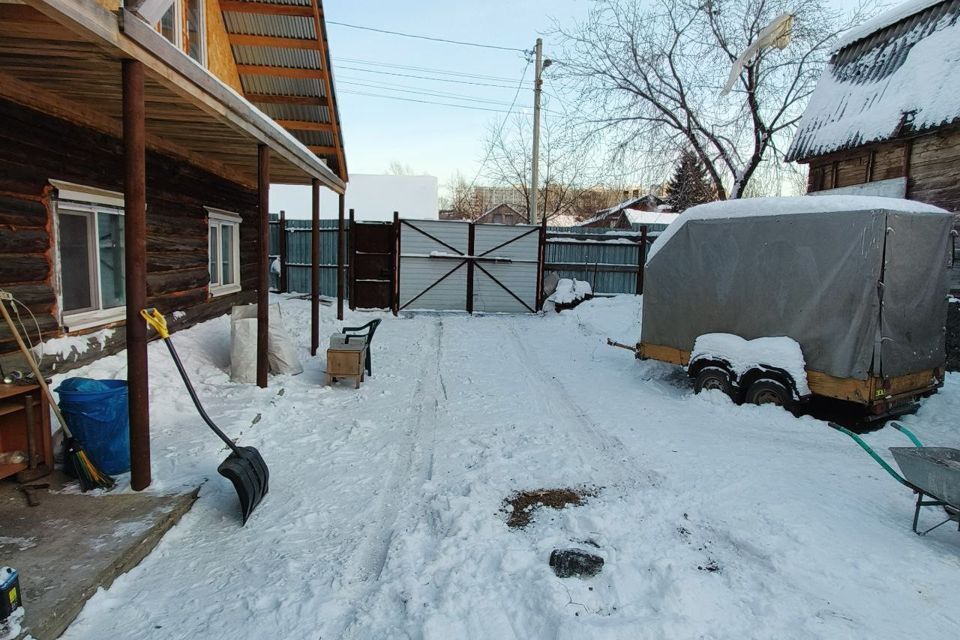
[327,21,527,53]
[334,57,522,83]
[337,79,534,109]
[339,89,529,114]
[335,66,520,90]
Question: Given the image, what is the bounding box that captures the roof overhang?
[218,0,347,182]
[0,0,345,191]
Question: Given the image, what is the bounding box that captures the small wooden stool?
[325,343,366,388]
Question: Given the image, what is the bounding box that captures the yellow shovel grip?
[140,308,170,339]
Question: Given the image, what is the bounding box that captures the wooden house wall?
[805,127,960,213]
[0,98,257,373]
[205,0,243,92]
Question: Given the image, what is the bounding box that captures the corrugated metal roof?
[254,102,329,122]
[223,12,316,39]
[787,0,960,162]
[232,45,321,69]
[219,0,346,179]
[240,74,324,97]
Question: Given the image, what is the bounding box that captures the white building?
[271,174,439,221]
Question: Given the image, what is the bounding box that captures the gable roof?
[478,203,522,218]
[220,0,347,181]
[577,194,666,226]
[786,0,960,162]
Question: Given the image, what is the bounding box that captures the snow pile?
[692,333,811,397]
[648,195,947,260]
[546,278,592,305]
[790,6,960,159]
[42,327,116,365]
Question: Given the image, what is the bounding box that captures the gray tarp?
[642,207,951,380]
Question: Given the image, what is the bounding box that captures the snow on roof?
[647,195,947,260]
[578,194,666,226]
[835,0,945,50]
[623,209,679,226]
[786,0,960,162]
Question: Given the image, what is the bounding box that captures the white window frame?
[184,0,208,68]
[207,207,242,297]
[157,0,183,50]
[51,181,127,332]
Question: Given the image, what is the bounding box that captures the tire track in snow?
[504,319,659,489]
[330,317,445,638]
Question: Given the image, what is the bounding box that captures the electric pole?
[529,37,544,225]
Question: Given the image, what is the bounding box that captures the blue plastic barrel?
[55,378,130,474]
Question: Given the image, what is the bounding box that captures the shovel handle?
[141,307,242,456]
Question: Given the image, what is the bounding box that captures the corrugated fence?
[544,226,656,295]
[268,215,349,297]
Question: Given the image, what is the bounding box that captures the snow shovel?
[141,309,269,525]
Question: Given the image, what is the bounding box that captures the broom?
[0,294,114,491]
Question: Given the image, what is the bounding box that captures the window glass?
[60,214,93,313]
[209,225,219,285]
[185,0,205,64]
[221,225,234,285]
[98,212,125,309]
[159,3,178,45]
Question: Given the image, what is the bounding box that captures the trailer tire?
[693,366,734,399]
[744,378,794,409]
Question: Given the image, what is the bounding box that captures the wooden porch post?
[257,145,270,388]
[311,178,320,356]
[337,193,345,320]
[123,59,150,491]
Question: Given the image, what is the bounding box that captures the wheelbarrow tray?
[890,447,960,509]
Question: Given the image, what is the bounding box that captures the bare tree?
[556,0,870,199]
[439,171,483,219]
[481,107,604,222]
[387,160,415,176]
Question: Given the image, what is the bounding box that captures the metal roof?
[786,0,960,162]
[219,0,347,180]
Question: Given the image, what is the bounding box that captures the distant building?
[578,195,677,231]
[475,203,526,225]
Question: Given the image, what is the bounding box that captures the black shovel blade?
[217,446,269,525]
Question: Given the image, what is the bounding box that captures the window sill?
[63,307,126,332]
[210,284,242,298]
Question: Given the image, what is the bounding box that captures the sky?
[274,0,878,216]
[324,0,589,179]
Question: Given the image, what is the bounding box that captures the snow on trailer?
[639,196,953,413]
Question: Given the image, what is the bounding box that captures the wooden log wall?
[806,127,960,214]
[0,97,258,374]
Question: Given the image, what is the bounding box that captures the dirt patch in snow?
[503,487,597,528]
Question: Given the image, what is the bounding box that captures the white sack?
[230,303,303,382]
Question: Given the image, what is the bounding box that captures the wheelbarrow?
[828,422,960,536]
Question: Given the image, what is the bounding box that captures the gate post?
[392,211,400,316]
[278,209,288,293]
[348,208,356,311]
[337,193,345,320]
[536,215,547,311]
[636,224,648,295]
[466,222,475,313]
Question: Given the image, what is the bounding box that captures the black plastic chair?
[340,319,381,376]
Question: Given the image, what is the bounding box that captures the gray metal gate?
[398,219,542,313]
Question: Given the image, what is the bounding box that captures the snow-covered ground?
[55,296,959,639]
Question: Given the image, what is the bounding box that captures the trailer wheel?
[744,378,794,409]
[693,366,734,398]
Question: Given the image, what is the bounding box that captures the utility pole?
[529,37,544,225]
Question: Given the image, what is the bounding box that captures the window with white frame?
[52,181,126,329]
[157,0,206,67]
[207,208,241,296]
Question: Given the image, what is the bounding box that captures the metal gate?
[398,219,543,313]
[349,221,396,309]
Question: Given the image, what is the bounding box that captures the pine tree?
[665,150,715,212]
